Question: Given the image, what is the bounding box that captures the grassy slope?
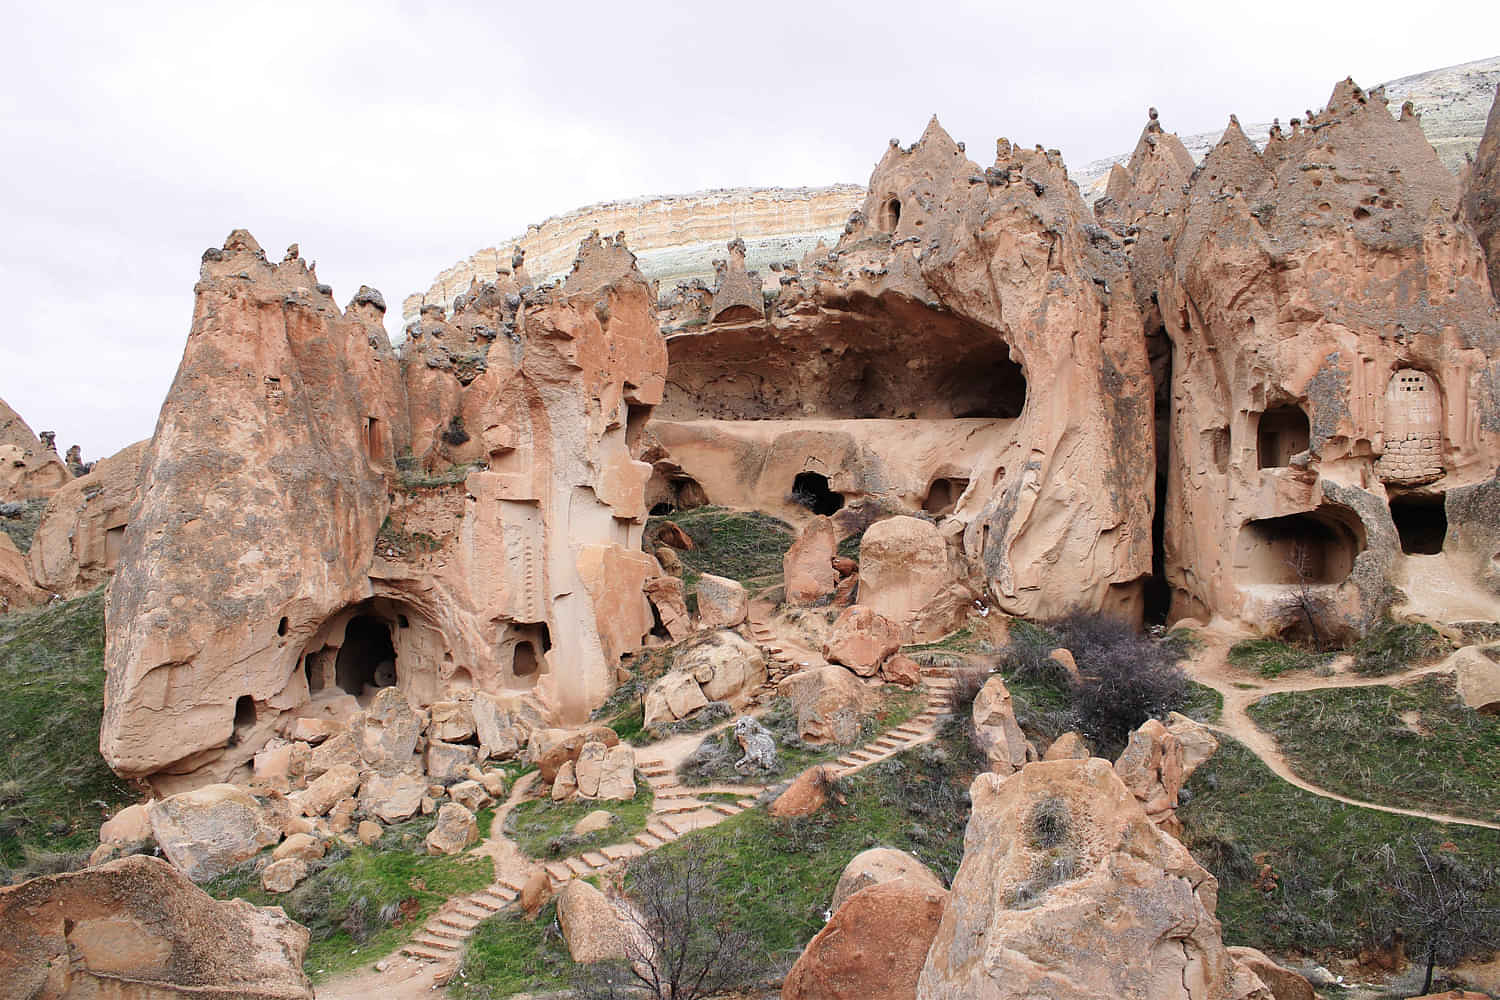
[1179,737,1500,956]
[0,587,136,873]
[0,498,48,555]
[453,901,574,996]
[1246,674,1500,822]
[645,506,794,591]
[507,785,655,859]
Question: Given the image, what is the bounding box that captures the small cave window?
[302,655,325,695]
[365,416,383,462]
[923,477,969,517]
[513,641,539,677]
[397,614,410,629]
[941,348,1028,420]
[1236,508,1364,585]
[1257,405,1310,469]
[1390,493,1447,555]
[277,617,289,637]
[105,525,126,569]
[233,695,257,729]
[650,502,675,516]
[878,197,901,232]
[335,615,398,696]
[791,471,845,516]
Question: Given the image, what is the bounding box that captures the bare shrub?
[1052,613,1188,757]
[1376,837,1500,994]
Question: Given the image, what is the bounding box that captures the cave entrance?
[792,471,845,516]
[922,477,969,517]
[1235,507,1364,585]
[941,346,1027,419]
[878,197,901,232]
[1144,321,1174,625]
[513,642,538,677]
[1390,493,1446,555]
[335,615,398,697]
[1257,405,1310,469]
[650,476,709,516]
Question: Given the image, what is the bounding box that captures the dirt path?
[1183,625,1500,832]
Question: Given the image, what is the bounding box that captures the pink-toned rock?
[261,857,308,894]
[831,847,945,913]
[784,879,948,1000]
[1227,947,1315,1000]
[643,670,709,728]
[784,516,839,605]
[858,516,952,641]
[552,760,578,801]
[146,784,281,883]
[0,531,42,614]
[448,779,493,813]
[359,770,426,824]
[1042,731,1091,761]
[681,629,767,704]
[695,572,749,628]
[272,833,325,863]
[0,855,312,998]
[27,440,145,596]
[305,732,358,779]
[1462,83,1500,299]
[971,674,1031,774]
[1114,718,1186,825]
[424,802,478,855]
[822,605,903,677]
[643,575,693,640]
[880,653,921,687]
[0,396,71,503]
[289,718,341,744]
[357,820,382,846]
[556,878,627,964]
[292,764,362,818]
[98,802,151,845]
[778,665,871,744]
[771,765,835,818]
[428,700,476,742]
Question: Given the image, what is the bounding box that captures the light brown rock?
[784,879,948,1000]
[556,878,627,964]
[1165,711,1221,774]
[426,740,479,783]
[357,689,424,776]
[573,810,615,836]
[643,670,710,728]
[1042,731,1091,761]
[596,744,637,801]
[0,396,71,504]
[1227,947,1315,1000]
[535,726,622,784]
[1048,647,1082,684]
[290,718,342,744]
[831,847,945,913]
[448,779,493,813]
[0,531,42,614]
[357,820,383,846]
[98,802,152,845]
[823,605,903,677]
[680,629,767,703]
[972,675,1031,774]
[428,700,476,742]
[771,765,835,818]
[916,758,1271,1000]
[261,857,308,894]
[858,516,952,641]
[778,664,871,744]
[573,741,610,798]
[784,516,839,604]
[1114,718,1186,825]
[644,574,693,640]
[424,802,478,855]
[293,763,362,818]
[272,832,325,863]
[146,784,281,883]
[880,653,921,687]
[1450,645,1500,713]
[0,854,312,998]
[552,759,579,801]
[305,731,359,779]
[521,867,552,917]
[695,572,749,628]
[1462,83,1500,299]
[359,770,427,824]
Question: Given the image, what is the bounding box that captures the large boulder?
[98,802,152,846]
[831,847,946,913]
[822,606,903,677]
[426,740,479,783]
[424,802,479,856]
[784,879,948,1000]
[146,784,281,882]
[678,629,767,703]
[534,726,622,783]
[356,688,424,776]
[1114,715,1218,831]
[771,764,835,819]
[643,670,711,728]
[784,516,839,605]
[644,574,693,640]
[972,675,1031,774]
[858,516,952,641]
[428,700,476,742]
[597,745,638,801]
[472,691,522,761]
[915,758,1271,999]
[1450,645,1500,713]
[778,665,871,745]
[359,770,427,824]
[0,531,42,614]
[0,854,313,998]
[696,572,749,628]
[1228,947,1315,1000]
[557,879,627,964]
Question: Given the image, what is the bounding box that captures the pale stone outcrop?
[678,629,767,703]
[292,763,362,818]
[261,857,308,894]
[972,675,1031,774]
[823,605,903,677]
[643,670,711,728]
[695,572,749,628]
[360,771,427,823]
[557,878,627,964]
[1462,84,1500,298]
[858,516,953,641]
[770,764,835,819]
[831,847,945,913]
[1228,947,1316,1000]
[28,439,145,595]
[778,664,871,744]
[784,879,948,1000]
[1449,645,1500,712]
[424,801,478,855]
[146,784,281,883]
[881,653,921,687]
[1043,731,1091,761]
[0,396,71,503]
[0,855,312,999]
[916,759,1271,1000]
[472,691,522,761]
[102,229,667,791]
[98,802,152,846]
[0,531,42,613]
[644,574,693,640]
[784,516,839,604]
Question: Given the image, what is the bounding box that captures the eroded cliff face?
[1104,80,1500,633]
[0,396,71,502]
[102,230,666,790]
[1463,83,1500,299]
[655,120,1155,620]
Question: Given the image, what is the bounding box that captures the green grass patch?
[1178,736,1500,957]
[0,498,48,555]
[0,587,136,876]
[901,625,983,656]
[1246,674,1500,822]
[645,506,794,588]
[1180,681,1224,724]
[506,785,654,859]
[1227,637,1334,678]
[1351,618,1449,676]
[451,901,574,996]
[206,815,492,982]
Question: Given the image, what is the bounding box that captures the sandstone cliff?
[1462,83,1500,299]
[0,396,70,502]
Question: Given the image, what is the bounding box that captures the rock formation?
[917,758,1271,999]
[0,396,71,502]
[783,879,948,1000]
[101,229,667,791]
[1463,83,1500,298]
[28,439,145,594]
[0,854,313,999]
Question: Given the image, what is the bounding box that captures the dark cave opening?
[1390,493,1447,555]
[791,471,845,516]
[1257,405,1311,469]
[335,615,398,696]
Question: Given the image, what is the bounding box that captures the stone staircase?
[399,656,959,970]
[748,601,827,681]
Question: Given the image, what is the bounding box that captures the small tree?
[1379,837,1500,994]
[572,839,756,1000]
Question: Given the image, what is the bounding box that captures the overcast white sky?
[2,0,1496,460]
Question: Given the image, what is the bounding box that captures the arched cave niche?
[877,197,901,232]
[938,343,1027,419]
[504,622,552,688]
[1256,405,1310,469]
[791,471,845,516]
[649,476,710,516]
[1235,505,1366,586]
[1390,493,1447,555]
[922,477,969,517]
[233,695,256,729]
[335,614,398,697]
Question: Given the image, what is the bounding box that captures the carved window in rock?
[364,416,383,463]
[877,197,901,232]
[1256,406,1310,469]
[1376,369,1443,485]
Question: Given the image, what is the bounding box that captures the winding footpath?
[385,615,957,982]
[1184,628,1500,832]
